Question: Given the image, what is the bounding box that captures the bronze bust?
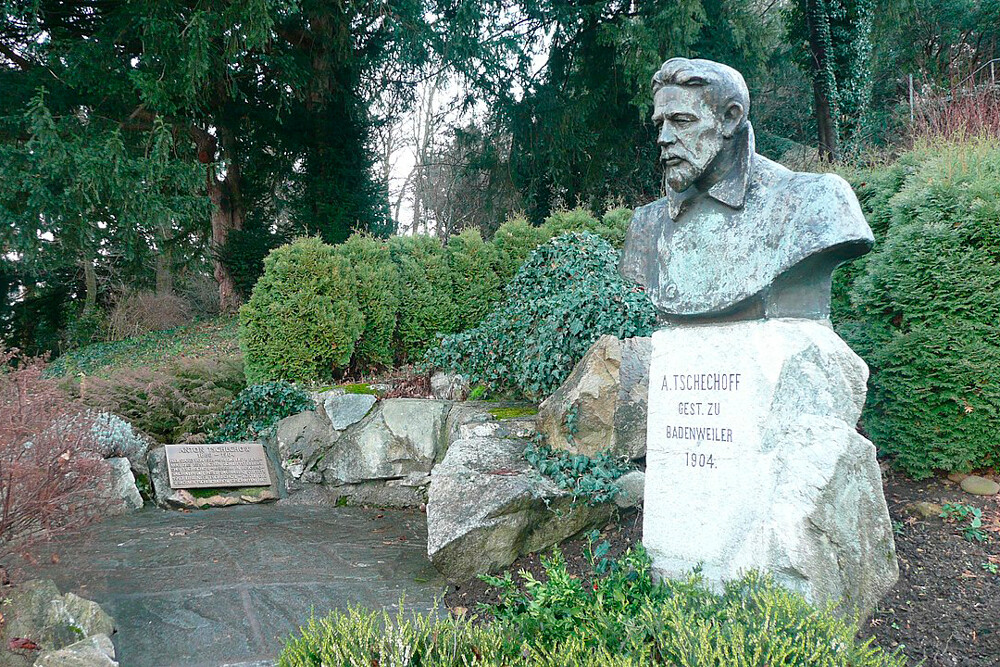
[620,58,873,322]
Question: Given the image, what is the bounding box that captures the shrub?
[389,235,458,361]
[0,351,109,551]
[279,541,906,667]
[240,237,364,383]
[107,290,193,341]
[838,139,1000,478]
[425,232,657,399]
[332,234,400,370]
[447,227,502,331]
[79,356,246,443]
[210,381,314,442]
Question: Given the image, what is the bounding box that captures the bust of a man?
[620,58,873,322]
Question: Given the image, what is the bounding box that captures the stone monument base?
[643,318,897,620]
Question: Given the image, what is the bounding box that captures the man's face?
[652,85,725,192]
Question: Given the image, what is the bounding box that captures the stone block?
[643,319,897,620]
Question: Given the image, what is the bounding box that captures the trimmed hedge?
[835,139,1000,478]
[333,234,400,370]
[240,208,631,382]
[239,237,363,383]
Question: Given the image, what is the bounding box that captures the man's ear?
[721,102,744,138]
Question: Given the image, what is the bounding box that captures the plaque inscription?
[165,444,271,489]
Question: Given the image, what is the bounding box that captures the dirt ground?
[445,468,1000,667]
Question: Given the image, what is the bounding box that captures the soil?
[444,468,1000,666]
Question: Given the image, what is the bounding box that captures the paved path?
[11,504,446,667]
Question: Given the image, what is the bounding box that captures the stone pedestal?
[643,319,897,619]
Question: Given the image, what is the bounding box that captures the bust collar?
[666,123,755,220]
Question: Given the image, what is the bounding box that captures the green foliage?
[78,356,246,444]
[47,318,240,378]
[389,235,458,361]
[447,228,502,331]
[211,381,314,442]
[240,237,364,384]
[940,503,990,544]
[491,216,550,283]
[425,232,657,399]
[332,234,400,369]
[280,546,906,667]
[836,140,1000,478]
[523,443,630,505]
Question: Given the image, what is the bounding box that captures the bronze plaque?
[165,444,272,489]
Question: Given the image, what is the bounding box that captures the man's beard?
[663,159,701,193]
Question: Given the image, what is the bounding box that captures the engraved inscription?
[654,369,744,471]
[165,444,271,489]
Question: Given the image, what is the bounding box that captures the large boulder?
[643,319,898,620]
[33,635,117,667]
[273,410,336,486]
[321,399,449,486]
[104,457,143,513]
[536,335,650,459]
[427,435,613,582]
[0,580,114,667]
[323,393,378,430]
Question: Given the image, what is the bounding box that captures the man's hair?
[652,58,750,125]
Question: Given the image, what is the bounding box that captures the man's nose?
[658,124,676,146]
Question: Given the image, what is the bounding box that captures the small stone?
[947,472,968,483]
[960,475,1000,496]
[905,501,943,519]
[613,471,645,509]
[324,394,377,430]
[430,373,470,401]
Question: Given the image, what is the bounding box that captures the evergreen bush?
[211,381,314,442]
[279,545,905,667]
[837,139,1000,478]
[491,215,550,283]
[333,234,400,369]
[239,237,364,383]
[447,227,502,331]
[389,235,458,361]
[424,232,657,399]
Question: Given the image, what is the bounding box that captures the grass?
[47,316,240,378]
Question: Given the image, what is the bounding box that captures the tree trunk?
[804,0,841,162]
[155,249,173,296]
[81,256,97,316]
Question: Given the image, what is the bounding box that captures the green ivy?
[523,442,631,505]
[210,381,314,442]
[424,232,656,399]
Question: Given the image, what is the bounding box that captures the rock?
[430,373,470,401]
[537,335,650,460]
[613,470,645,509]
[960,475,1000,496]
[33,635,118,667]
[427,435,613,582]
[905,501,943,519]
[0,580,114,667]
[105,457,143,512]
[324,393,377,430]
[947,472,968,483]
[146,446,282,510]
[321,399,449,486]
[274,410,336,481]
[643,320,897,621]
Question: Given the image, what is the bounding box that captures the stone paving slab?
[9,504,446,667]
